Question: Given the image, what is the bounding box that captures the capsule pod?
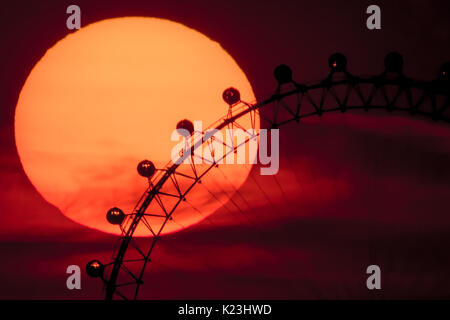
[222,87,241,105]
[384,52,403,73]
[137,160,156,178]
[329,53,347,72]
[176,119,194,136]
[106,207,125,225]
[439,62,450,81]
[86,260,104,278]
[273,64,292,84]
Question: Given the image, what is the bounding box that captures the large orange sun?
[15,17,258,236]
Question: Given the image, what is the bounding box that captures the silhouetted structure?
[137,160,156,178]
[87,53,450,300]
[222,87,241,106]
[106,207,125,225]
[86,260,104,278]
[176,119,194,136]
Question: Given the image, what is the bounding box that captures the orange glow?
[15,17,258,236]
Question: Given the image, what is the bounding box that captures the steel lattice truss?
[86,53,450,300]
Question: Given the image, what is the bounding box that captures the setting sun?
[15,17,257,236]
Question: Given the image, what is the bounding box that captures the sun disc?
[15,17,258,236]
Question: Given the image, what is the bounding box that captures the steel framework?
[86,53,450,300]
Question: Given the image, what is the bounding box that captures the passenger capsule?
[384,52,404,73]
[274,64,293,84]
[86,260,104,278]
[222,87,241,105]
[176,119,194,136]
[439,62,450,81]
[106,207,126,225]
[328,53,347,72]
[137,160,156,178]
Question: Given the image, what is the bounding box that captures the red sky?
[1,0,450,299]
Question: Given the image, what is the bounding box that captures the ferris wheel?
[86,52,450,300]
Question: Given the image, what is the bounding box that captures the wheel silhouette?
[87,53,450,300]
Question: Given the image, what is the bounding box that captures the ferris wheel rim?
[86,55,450,300]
